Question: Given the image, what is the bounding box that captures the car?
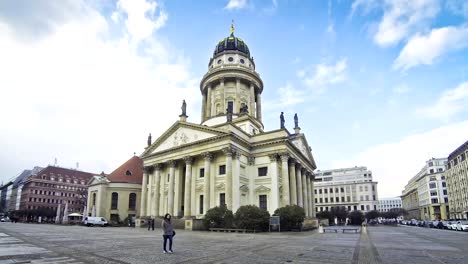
[455,220,468,231]
[441,221,450,229]
[447,221,458,230]
[0,217,11,222]
[83,217,108,227]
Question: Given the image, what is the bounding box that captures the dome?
[213,33,250,57]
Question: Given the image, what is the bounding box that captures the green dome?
[213,33,250,57]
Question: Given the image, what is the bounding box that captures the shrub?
[316,211,333,223]
[203,206,234,229]
[365,210,380,221]
[234,205,270,231]
[274,205,305,231]
[348,210,364,225]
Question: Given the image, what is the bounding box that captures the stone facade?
[139,29,317,220]
[446,140,468,219]
[314,167,378,213]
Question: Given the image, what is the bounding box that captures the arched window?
[129,193,136,210]
[111,192,118,210]
[92,193,96,206]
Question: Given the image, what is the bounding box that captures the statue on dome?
[294,113,299,129]
[239,103,249,115]
[227,106,233,122]
[280,112,285,129]
[181,100,187,116]
[147,133,152,147]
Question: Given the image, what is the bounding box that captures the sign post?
[269,216,280,232]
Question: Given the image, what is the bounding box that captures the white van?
[83,217,108,227]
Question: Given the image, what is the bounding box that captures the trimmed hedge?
[203,206,234,229]
[274,205,305,231]
[234,205,270,231]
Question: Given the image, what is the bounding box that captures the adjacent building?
[0,167,43,213]
[20,166,94,213]
[313,167,378,213]
[138,25,317,221]
[87,156,143,224]
[378,197,402,213]
[446,140,468,219]
[402,158,449,220]
[0,181,13,214]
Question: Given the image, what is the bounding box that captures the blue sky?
[1,0,468,197]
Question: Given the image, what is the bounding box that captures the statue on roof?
[280,112,285,129]
[230,19,235,35]
[227,106,233,122]
[181,100,187,116]
[239,103,249,115]
[294,113,299,129]
[147,133,152,147]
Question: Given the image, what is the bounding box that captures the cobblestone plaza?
[0,223,467,264]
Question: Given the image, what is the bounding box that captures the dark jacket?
[162,219,173,236]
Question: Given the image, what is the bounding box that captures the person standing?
[147,218,152,231]
[161,214,174,254]
[151,218,155,231]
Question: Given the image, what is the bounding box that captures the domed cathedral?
[139,23,317,226]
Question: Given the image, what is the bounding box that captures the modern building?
[377,197,402,213]
[138,24,317,221]
[20,166,94,213]
[402,158,449,220]
[87,156,143,224]
[0,181,13,214]
[446,140,468,219]
[8,167,43,211]
[313,167,378,213]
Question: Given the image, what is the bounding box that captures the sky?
[1,0,468,198]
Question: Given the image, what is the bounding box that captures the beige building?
[402,158,449,220]
[139,26,317,221]
[314,167,378,213]
[446,140,468,219]
[87,156,143,224]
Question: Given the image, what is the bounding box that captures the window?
[314,189,317,194]
[217,59,222,64]
[373,195,376,201]
[361,205,365,210]
[319,189,322,194]
[319,198,323,203]
[199,195,204,214]
[372,185,375,191]
[330,197,334,203]
[441,175,445,180]
[125,170,132,176]
[431,198,438,204]
[325,198,328,203]
[365,186,368,192]
[315,198,318,203]
[228,57,234,62]
[341,197,345,202]
[259,195,267,210]
[199,168,205,178]
[438,168,443,172]
[324,189,328,194]
[330,188,333,193]
[366,205,370,211]
[240,59,245,64]
[428,162,434,166]
[443,190,447,195]
[340,187,344,192]
[354,206,358,211]
[111,192,118,210]
[227,101,233,113]
[348,206,352,211]
[129,193,136,210]
[219,165,226,175]
[258,167,268,177]
[444,197,448,203]
[366,195,369,201]
[442,182,446,187]
[220,193,226,207]
[359,186,363,192]
[430,191,438,196]
[360,195,363,201]
[429,169,434,174]
[429,183,437,189]
[374,205,377,210]
[347,196,351,202]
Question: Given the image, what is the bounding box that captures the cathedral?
[139,25,317,221]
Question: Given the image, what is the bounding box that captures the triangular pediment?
[255,185,271,193]
[290,135,316,167]
[142,122,228,156]
[88,175,109,186]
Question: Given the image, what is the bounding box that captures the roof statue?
[280,112,285,129]
[294,113,299,129]
[147,133,152,147]
[239,103,249,115]
[181,100,187,116]
[230,20,235,35]
[227,106,233,122]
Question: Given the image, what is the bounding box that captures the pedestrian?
[161,213,174,254]
[151,218,155,231]
[147,218,153,231]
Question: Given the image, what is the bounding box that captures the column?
[307,172,313,218]
[206,84,212,117]
[174,165,181,217]
[302,168,309,217]
[256,93,262,122]
[269,154,279,212]
[223,148,233,210]
[233,152,241,212]
[311,175,316,218]
[159,172,166,216]
[183,157,193,218]
[203,152,213,214]
[289,159,297,205]
[249,83,255,118]
[296,164,303,208]
[201,92,207,122]
[153,164,162,217]
[167,160,176,216]
[220,79,225,113]
[140,170,148,217]
[146,168,153,216]
[235,78,241,112]
[248,156,255,204]
[280,154,290,206]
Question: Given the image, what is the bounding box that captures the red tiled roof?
[35,166,95,180]
[107,156,143,184]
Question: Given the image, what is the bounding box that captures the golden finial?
[230,19,235,35]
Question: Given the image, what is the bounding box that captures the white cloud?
[224,0,249,10]
[446,0,468,17]
[416,82,468,120]
[393,25,468,71]
[332,121,468,197]
[276,83,306,107]
[299,59,347,93]
[374,0,440,47]
[349,0,378,18]
[0,0,198,181]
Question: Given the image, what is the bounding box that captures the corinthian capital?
[203,152,213,161]
[143,166,154,174]
[280,153,290,162]
[183,156,194,165]
[167,160,177,168]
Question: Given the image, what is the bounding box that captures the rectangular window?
[347,196,351,202]
[324,189,328,194]
[360,195,363,201]
[374,205,377,210]
[340,187,344,192]
[258,167,268,177]
[364,186,368,192]
[429,183,437,189]
[199,195,204,214]
[227,101,233,112]
[359,186,363,192]
[325,198,328,203]
[372,185,375,191]
[443,190,447,195]
[330,197,334,203]
[361,205,365,210]
[199,168,205,178]
[335,188,339,193]
[314,189,317,194]
[219,165,226,175]
[373,195,376,201]
[444,197,448,203]
[319,198,323,203]
[220,193,225,207]
[259,195,267,210]
[341,197,345,202]
[431,198,438,204]
[430,191,437,196]
[438,168,443,172]
[366,205,370,211]
[315,198,318,203]
[442,182,446,187]
[429,169,434,174]
[354,206,357,211]
[319,189,322,194]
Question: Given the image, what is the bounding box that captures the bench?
[209,228,246,233]
[323,228,339,233]
[342,228,359,233]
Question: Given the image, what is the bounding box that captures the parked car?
[83,217,108,227]
[0,217,11,222]
[455,220,468,231]
[410,219,418,226]
[447,221,458,230]
[441,221,450,229]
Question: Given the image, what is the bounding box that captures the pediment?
[240,184,249,193]
[216,182,225,190]
[255,185,270,193]
[290,136,315,166]
[143,122,227,156]
[88,175,109,186]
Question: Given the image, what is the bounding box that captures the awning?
[67,213,83,217]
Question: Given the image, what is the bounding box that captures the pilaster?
[167,161,176,217]
[203,152,213,214]
[296,164,303,208]
[269,154,279,213]
[289,159,298,205]
[153,164,162,217]
[183,156,194,218]
[233,152,241,212]
[280,153,290,206]
[223,148,234,210]
[301,168,309,217]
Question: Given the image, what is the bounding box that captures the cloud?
[0,0,199,181]
[374,0,440,47]
[276,83,306,107]
[332,121,468,197]
[298,59,347,93]
[349,0,378,18]
[393,25,468,71]
[446,0,468,17]
[416,82,468,120]
[224,0,249,10]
